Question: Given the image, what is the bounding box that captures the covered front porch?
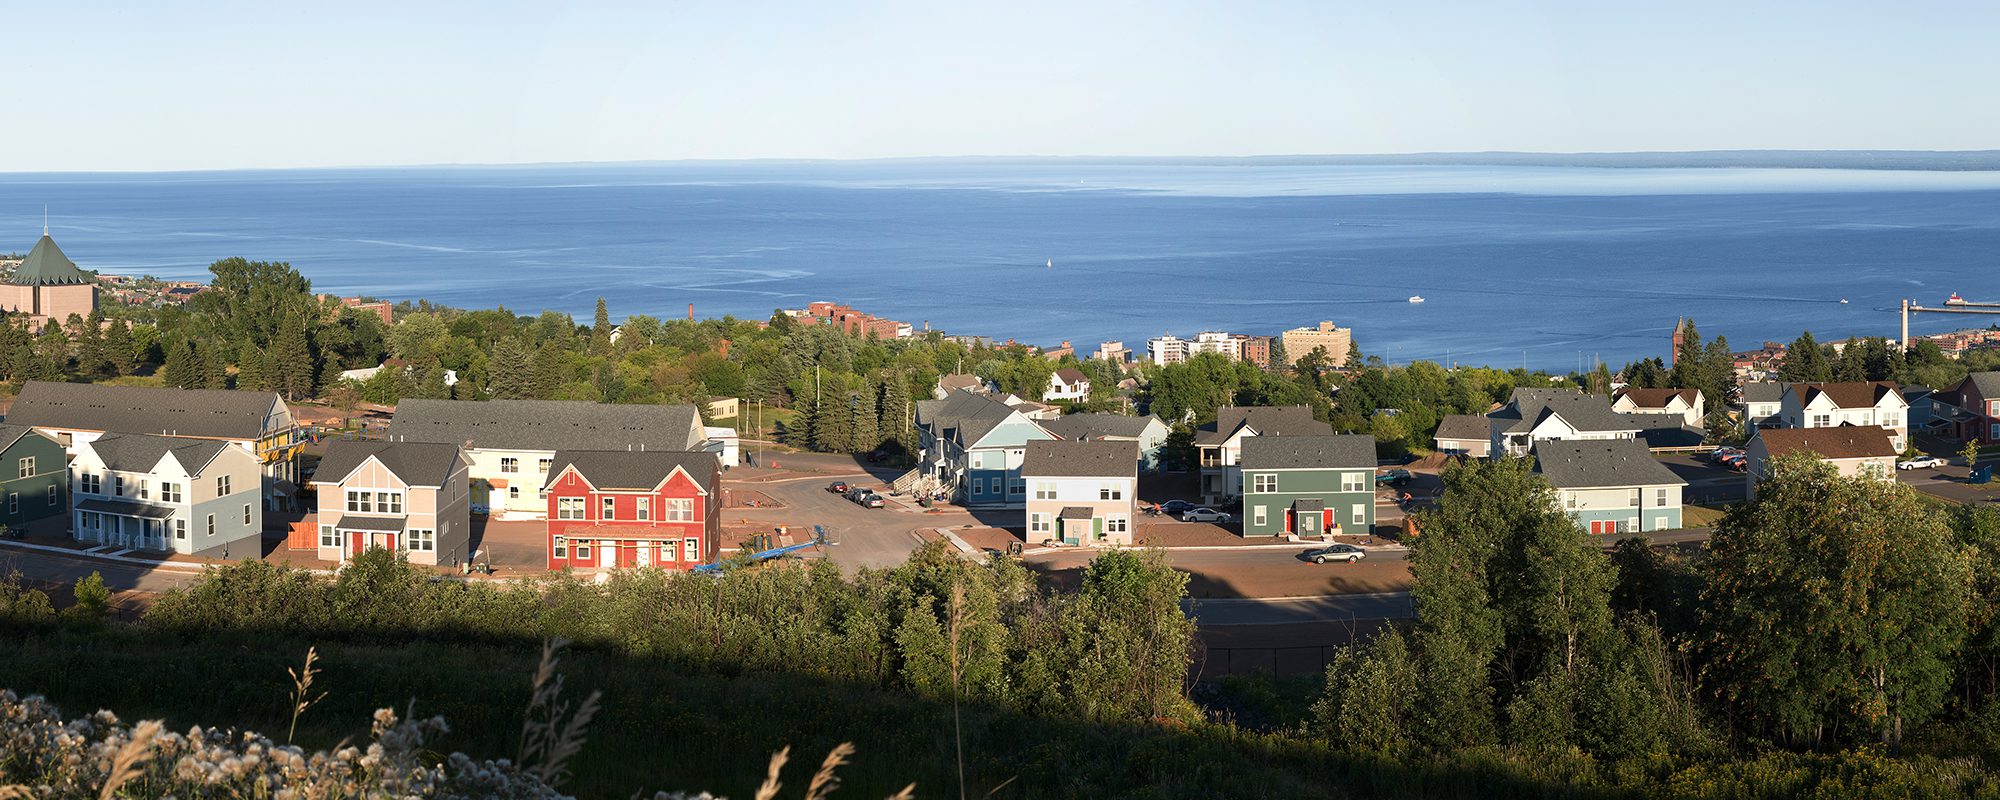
[74,498,177,553]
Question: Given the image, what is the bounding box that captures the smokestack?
[688,303,694,321]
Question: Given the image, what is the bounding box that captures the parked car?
[827,481,850,494]
[1159,499,1197,515]
[1375,468,1413,487]
[1304,544,1366,564]
[1898,455,1947,470]
[860,494,886,508]
[845,487,872,503]
[1182,508,1233,523]
[1708,447,1743,463]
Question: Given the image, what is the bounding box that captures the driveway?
[724,472,950,569]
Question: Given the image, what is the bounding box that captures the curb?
[0,539,216,574]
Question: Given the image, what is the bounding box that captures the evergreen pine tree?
[878,371,912,447]
[102,319,134,376]
[590,297,613,356]
[163,340,198,389]
[237,342,269,391]
[271,313,315,400]
[72,313,107,379]
[530,340,566,399]
[852,386,879,453]
[1779,331,1832,383]
[1669,320,1703,389]
[200,342,231,389]
[486,336,531,399]
[36,326,70,380]
[7,342,34,385]
[317,358,346,396]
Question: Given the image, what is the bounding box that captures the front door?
[636,543,653,567]
[600,540,616,568]
[1299,513,1319,537]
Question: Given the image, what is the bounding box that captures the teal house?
[0,423,69,528]
[1238,434,1377,538]
[914,390,1056,508]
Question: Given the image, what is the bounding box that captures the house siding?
[544,467,720,571]
[0,433,67,527]
[1241,469,1374,537]
[1559,484,1683,533]
[1023,476,1136,546]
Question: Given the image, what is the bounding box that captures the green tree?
[271,312,315,400]
[1699,452,1974,749]
[200,342,231,390]
[236,342,271,392]
[102,319,135,376]
[62,571,111,623]
[530,340,567,399]
[162,339,199,389]
[1670,320,1705,390]
[1779,331,1832,383]
[193,257,316,351]
[590,297,613,356]
[72,312,108,379]
[1312,627,1418,754]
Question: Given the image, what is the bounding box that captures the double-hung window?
[1251,473,1276,493]
[683,538,699,562]
[1033,482,1055,500]
[243,504,253,525]
[79,473,100,494]
[174,519,187,540]
[161,483,183,503]
[1099,482,1122,500]
[1629,489,1642,507]
[15,457,33,479]
[1341,472,1368,493]
[45,485,57,506]
[347,490,374,513]
[602,497,617,520]
[1029,513,1050,534]
[500,457,519,473]
[217,475,231,495]
[407,529,436,552]
[556,498,585,520]
[635,497,650,521]
[553,536,568,558]
[1105,516,1128,534]
[319,525,338,548]
[667,498,693,521]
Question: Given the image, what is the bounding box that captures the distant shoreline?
[9,149,2000,176]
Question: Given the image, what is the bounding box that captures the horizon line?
[9,148,2000,176]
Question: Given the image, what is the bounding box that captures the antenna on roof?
[43,206,48,236]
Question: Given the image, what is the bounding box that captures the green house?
[0,423,69,528]
[1239,434,1377,538]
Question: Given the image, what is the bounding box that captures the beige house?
[1023,440,1137,546]
[0,233,95,326]
[1744,425,1897,495]
[1432,414,1492,458]
[1279,321,1353,365]
[310,441,471,566]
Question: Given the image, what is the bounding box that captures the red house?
[1936,372,2000,444]
[543,450,722,571]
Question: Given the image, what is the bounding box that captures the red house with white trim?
[543,450,721,571]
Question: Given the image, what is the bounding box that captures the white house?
[1040,413,1172,472]
[913,390,1057,508]
[385,399,704,519]
[1739,382,1786,430]
[1487,388,1644,459]
[702,426,740,468]
[1533,439,1687,535]
[1611,387,1706,427]
[70,433,265,558]
[1194,406,1334,504]
[1775,381,1909,451]
[1044,368,1091,402]
[1022,440,1137,546]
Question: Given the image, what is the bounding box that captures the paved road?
[1029,544,1414,600]
[0,546,202,595]
[1185,592,1413,625]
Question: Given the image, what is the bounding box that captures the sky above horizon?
[7,1,1998,172]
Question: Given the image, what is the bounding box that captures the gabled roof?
[1239,434,1377,471]
[1532,439,1686,489]
[1040,413,1163,441]
[1434,414,1491,442]
[85,433,232,475]
[1489,389,1637,435]
[545,450,719,492]
[1612,387,1699,409]
[1196,406,1332,445]
[1952,372,2000,401]
[0,423,44,454]
[9,235,92,286]
[386,399,702,453]
[1755,425,1898,460]
[937,374,984,392]
[1022,439,1136,478]
[5,381,282,440]
[313,441,464,488]
[1788,381,1902,410]
[1052,368,1089,384]
[917,390,1043,449]
[1740,382,1786,404]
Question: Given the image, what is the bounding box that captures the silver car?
[1181,508,1232,523]
[1304,544,1366,564]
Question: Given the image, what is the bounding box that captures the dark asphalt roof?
[386,399,703,453]
[75,498,178,519]
[1239,434,1376,470]
[6,381,283,440]
[86,433,232,475]
[0,423,44,453]
[1195,406,1333,445]
[1292,498,1323,512]
[1960,372,2000,400]
[1754,425,1898,460]
[1059,506,1094,520]
[332,515,407,533]
[1490,389,1637,435]
[1023,439,1137,478]
[1740,382,1786,404]
[1040,413,1162,441]
[314,441,464,488]
[1433,414,1491,442]
[917,390,1045,449]
[1531,439,1687,489]
[544,449,719,492]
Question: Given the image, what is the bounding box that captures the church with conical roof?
[2,231,97,325]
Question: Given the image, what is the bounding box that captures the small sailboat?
[1839,298,1849,304]
[1046,259,1053,269]
[1407,295,1425,304]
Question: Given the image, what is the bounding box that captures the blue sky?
[7,1,1996,171]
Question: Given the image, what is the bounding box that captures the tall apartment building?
[1147,335,1188,365]
[1094,341,1131,364]
[1280,321,1354,366]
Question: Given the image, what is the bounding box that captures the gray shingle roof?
[86,433,232,475]
[314,441,464,488]
[917,390,1044,449]
[1239,434,1377,470]
[6,381,283,440]
[545,450,720,492]
[386,399,702,453]
[1196,406,1333,444]
[1788,381,1901,409]
[1531,439,1687,489]
[334,515,407,533]
[0,423,42,453]
[1961,372,2000,399]
[1040,413,1161,441]
[1490,389,1638,435]
[75,498,177,519]
[1433,414,1491,442]
[1059,506,1094,520]
[1023,439,1136,478]
[1755,426,1898,460]
[1740,382,1786,404]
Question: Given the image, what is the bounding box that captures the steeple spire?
[42,205,48,236]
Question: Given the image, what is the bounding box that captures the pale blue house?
[914,390,1057,508]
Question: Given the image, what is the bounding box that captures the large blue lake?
[4,161,1999,370]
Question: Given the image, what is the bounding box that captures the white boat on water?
[1407,295,1425,304]
[1839,299,1849,304]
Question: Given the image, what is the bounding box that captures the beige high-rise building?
[1280,321,1354,365]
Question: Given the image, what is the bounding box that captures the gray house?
[70,433,265,557]
[1433,414,1492,458]
[1532,439,1686,535]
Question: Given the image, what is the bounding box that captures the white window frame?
[1629,489,1642,507]
[1099,482,1122,501]
[661,539,678,561]
[407,529,436,552]
[500,457,519,473]
[1655,488,1668,506]
[970,480,984,496]
[553,536,568,558]
[1352,504,1366,525]
[576,539,592,559]
[602,496,617,520]
[1251,473,1276,493]
[320,524,337,548]
[1033,482,1055,500]
[538,457,553,473]
[161,482,182,504]
[243,503,252,525]
[206,514,216,537]
[217,475,230,495]
[346,490,374,513]
[16,456,33,479]
[1105,515,1128,534]
[174,519,187,540]
[636,497,650,521]
[1252,505,1267,527]
[508,486,521,500]
[1029,512,1050,534]
[683,537,698,562]
[666,498,693,522]
[46,484,57,506]
[1341,472,1367,493]
[556,497,585,520]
